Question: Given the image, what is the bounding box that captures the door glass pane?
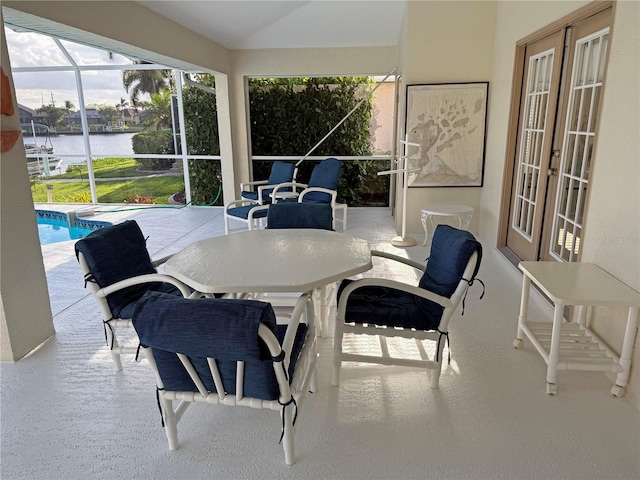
[512,48,555,240]
[550,28,609,261]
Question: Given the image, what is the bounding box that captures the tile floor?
[1,205,638,479]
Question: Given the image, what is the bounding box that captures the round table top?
[164,229,372,294]
[421,204,474,215]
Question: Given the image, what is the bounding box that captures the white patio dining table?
[163,229,373,324]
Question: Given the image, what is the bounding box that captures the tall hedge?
[180,75,385,206]
[249,77,375,206]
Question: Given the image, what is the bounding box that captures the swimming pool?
[36,210,112,245]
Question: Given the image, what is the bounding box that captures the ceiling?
[137,1,407,50]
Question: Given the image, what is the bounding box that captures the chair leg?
[224,215,230,235]
[281,403,295,465]
[161,397,180,450]
[332,325,344,386]
[105,324,123,372]
[430,338,447,389]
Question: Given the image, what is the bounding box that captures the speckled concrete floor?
[1,205,638,480]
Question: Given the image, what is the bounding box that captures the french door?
[505,7,612,263]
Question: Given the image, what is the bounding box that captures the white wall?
[398,0,498,238]
[579,0,640,403]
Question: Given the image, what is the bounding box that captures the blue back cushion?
[74,220,163,317]
[302,158,342,203]
[132,292,308,400]
[267,202,333,230]
[268,161,295,185]
[415,225,482,320]
[242,161,295,202]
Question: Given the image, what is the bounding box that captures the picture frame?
[404,82,488,187]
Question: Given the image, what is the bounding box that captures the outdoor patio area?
[1,205,638,479]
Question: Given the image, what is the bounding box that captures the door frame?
[497,1,614,262]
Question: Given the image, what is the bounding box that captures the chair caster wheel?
[546,383,557,395]
[513,339,524,349]
[611,385,626,397]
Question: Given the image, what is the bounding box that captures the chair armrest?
[371,250,426,272]
[298,187,337,205]
[270,182,308,203]
[337,277,453,319]
[96,273,192,299]
[259,291,312,397]
[256,182,301,204]
[240,179,268,191]
[247,204,270,221]
[224,198,260,212]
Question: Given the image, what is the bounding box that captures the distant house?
[64,109,103,128]
[18,104,48,132]
[122,107,140,125]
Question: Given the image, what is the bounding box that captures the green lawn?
[33,158,184,204]
[59,157,149,179]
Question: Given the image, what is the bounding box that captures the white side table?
[421,204,474,246]
[514,261,640,396]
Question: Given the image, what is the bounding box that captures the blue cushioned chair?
[332,225,484,389]
[75,220,191,371]
[132,291,317,465]
[225,157,346,233]
[240,161,296,204]
[270,157,347,230]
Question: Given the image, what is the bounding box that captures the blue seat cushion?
[226,204,269,220]
[303,158,342,203]
[74,220,180,318]
[241,161,295,203]
[338,281,441,331]
[339,225,482,330]
[132,292,308,401]
[267,202,333,230]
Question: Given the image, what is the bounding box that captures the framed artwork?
[404,82,488,187]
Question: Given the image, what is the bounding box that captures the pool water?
[37,218,94,245]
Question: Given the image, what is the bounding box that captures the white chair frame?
[77,252,191,371]
[141,292,318,465]
[332,249,480,389]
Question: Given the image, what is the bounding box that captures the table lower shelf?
[515,321,623,373]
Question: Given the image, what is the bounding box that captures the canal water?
[26,132,136,157]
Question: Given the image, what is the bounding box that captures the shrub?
[131,131,175,171]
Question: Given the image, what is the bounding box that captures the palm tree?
[115,97,129,126]
[140,89,173,130]
[63,100,75,127]
[122,61,173,107]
